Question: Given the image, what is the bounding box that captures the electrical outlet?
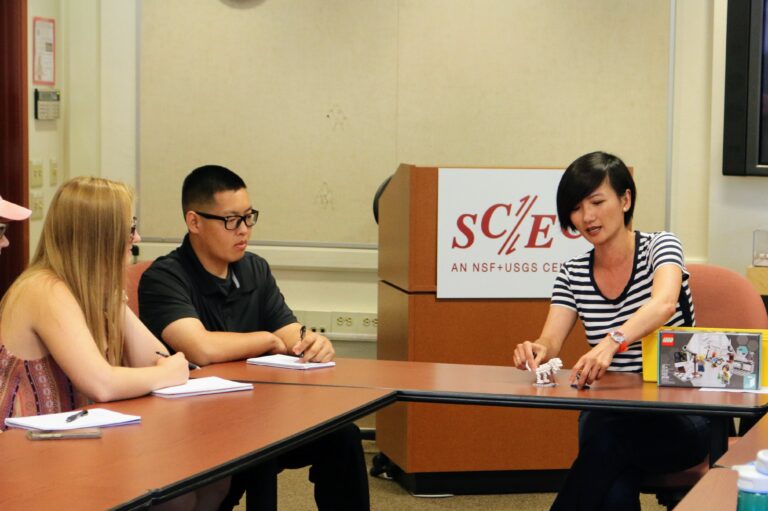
[330,312,378,335]
[30,159,43,188]
[49,158,58,185]
[301,310,332,335]
[30,191,44,220]
[359,313,378,334]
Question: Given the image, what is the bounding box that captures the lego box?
[657,329,761,390]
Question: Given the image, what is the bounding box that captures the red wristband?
[609,330,629,354]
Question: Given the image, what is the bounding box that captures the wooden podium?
[376,164,587,494]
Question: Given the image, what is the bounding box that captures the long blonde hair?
[4,177,134,365]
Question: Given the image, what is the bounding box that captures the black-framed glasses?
[0,223,7,239]
[194,210,258,230]
[130,217,137,238]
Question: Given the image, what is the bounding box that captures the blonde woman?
[0,177,228,510]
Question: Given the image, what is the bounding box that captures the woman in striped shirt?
[513,151,710,511]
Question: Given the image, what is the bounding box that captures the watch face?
[610,331,625,343]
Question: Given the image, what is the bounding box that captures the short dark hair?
[181,165,247,213]
[556,151,636,232]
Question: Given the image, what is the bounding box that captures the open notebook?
[247,354,336,370]
[5,408,140,431]
[151,376,253,398]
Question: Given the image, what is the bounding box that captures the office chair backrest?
[372,174,393,225]
[126,260,154,316]
[686,263,768,329]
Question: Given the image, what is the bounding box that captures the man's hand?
[292,329,335,363]
[268,335,288,355]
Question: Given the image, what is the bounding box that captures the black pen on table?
[65,409,88,423]
[155,351,200,370]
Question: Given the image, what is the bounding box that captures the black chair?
[372,175,393,224]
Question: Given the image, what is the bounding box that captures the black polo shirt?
[138,235,296,348]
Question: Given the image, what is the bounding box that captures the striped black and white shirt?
[551,231,695,372]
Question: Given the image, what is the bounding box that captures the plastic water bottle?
[736,450,768,510]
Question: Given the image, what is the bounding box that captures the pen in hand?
[296,325,307,360]
[155,351,200,371]
[65,409,88,423]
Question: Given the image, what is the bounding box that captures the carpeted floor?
[233,439,667,511]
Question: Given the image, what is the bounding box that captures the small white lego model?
[534,357,563,387]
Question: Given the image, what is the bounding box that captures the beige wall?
[139,0,672,245]
[669,0,712,264]
[61,0,100,185]
[27,0,66,253]
[99,0,137,187]
[33,0,765,318]
[27,0,137,253]
[140,0,398,244]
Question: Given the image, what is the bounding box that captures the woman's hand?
[513,341,548,371]
[513,306,577,372]
[155,352,190,386]
[569,337,619,387]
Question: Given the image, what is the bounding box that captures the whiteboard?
[139,0,670,244]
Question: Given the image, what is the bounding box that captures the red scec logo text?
[450,195,581,255]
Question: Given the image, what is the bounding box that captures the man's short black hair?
[182,165,247,213]
[556,151,636,233]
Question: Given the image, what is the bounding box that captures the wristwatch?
[608,330,629,354]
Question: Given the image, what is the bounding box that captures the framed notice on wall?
[33,17,55,86]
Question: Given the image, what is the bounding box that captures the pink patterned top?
[0,344,87,431]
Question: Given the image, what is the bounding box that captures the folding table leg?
[709,416,729,465]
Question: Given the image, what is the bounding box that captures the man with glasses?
[138,164,369,511]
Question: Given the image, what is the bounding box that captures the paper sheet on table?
[699,387,768,394]
[5,408,140,430]
[152,376,253,398]
[247,354,336,370]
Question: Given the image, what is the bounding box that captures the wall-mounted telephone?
[34,89,60,120]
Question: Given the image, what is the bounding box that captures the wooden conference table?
[672,468,739,511]
[675,410,768,511]
[196,358,768,462]
[2,358,766,510]
[0,384,395,511]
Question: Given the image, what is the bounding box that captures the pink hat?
[0,195,31,221]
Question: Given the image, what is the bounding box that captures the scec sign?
[450,197,583,254]
[437,169,591,298]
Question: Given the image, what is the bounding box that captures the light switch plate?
[30,159,43,188]
[30,191,44,220]
[49,158,58,186]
